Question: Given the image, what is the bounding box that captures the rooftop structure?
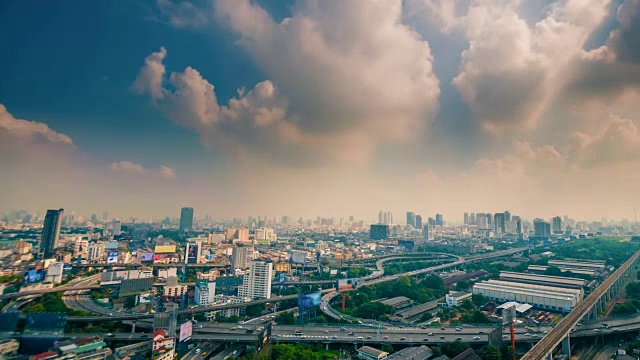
[387,345,434,360]
[378,296,413,310]
[499,271,586,289]
[357,346,389,360]
[527,265,597,277]
[473,280,580,312]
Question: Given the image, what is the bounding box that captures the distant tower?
[415,215,423,229]
[179,207,194,233]
[41,209,64,259]
[406,212,416,227]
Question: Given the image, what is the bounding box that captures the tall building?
[534,219,551,239]
[255,228,277,243]
[552,216,563,234]
[504,210,511,222]
[113,220,122,236]
[435,214,443,226]
[185,242,202,264]
[406,212,416,227]
[423,224,434,241]
[428,217,436,227]
[231,246,254,273]
[179,207,194,233]
[238,260,273,300]
[464,212,469,225]
[494,213,505,235]
[195,281,216,305]
[41,209,64,259]
[415,215,423,230]
[370,225,389,240]
[469,212,476,225]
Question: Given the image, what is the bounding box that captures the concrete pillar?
[562,336,571,356]
[132,321,136,333]
[592,305,598,320]
[325,343,329,351]
[547,353,553,360]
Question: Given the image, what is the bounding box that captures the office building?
[238,260,273,300]
[195,281,216,305]
[378,210,393,225]
[113,220,122,236]
[504,210,511,222]
[163,284,188,297]
[464,213,469,225]
[41,209,64,259]
[534,219,551,239]
[179,207,194,233]
[445,291,472,307]
[184,241,201,264]
[415,215,423,229]
[406,212,416,227]
[226,227,249,241]
[435,214,443,226]
[428,217,436,227]
[231,246,254,273]
[87,243,105,262]
[45,262,64,284]
[552,216,563,234]
[494,213,505,235]
[423,224,434,241]
[255,228,277,243]
[469,213,476,225]
[370,224,389,240]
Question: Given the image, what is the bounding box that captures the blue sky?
[1,0,639,221]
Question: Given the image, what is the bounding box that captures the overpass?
[520,248,640,360]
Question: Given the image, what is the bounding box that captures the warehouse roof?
[387,345,434,360]
[500,271,586,286]
[496,301,533,313]
[379,296,413,309]
[473,281,578,302]
[396,301,438,318]
[527,265,597,277]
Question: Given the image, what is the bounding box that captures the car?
[324,330,329,333]
[348,332,355,336]
[294,331,304,336]
[474,336,480,340]
[440,327,446,330]
[423,338,429,342]
[340,327,346,331]
[400,337,406,341]
[272,334,278,338]
[479,330,485,334]
[571,329,576,332]
[366,336,372,340]
[195,349,201,353]
[106,333,113,337]
[502,335,508,338]
[331,336,337,339]
[357,336,363,340]
[237,325,243,329]
[198,325,203,328]
[525,333,531,336]
[440,336,445,339]
[593,329,601,332]
[456,327,462,331]
[300,336,306,339]
[383,336,389,339]
[231,327,238,330]
[456,337,462,341]
[576,323,582,326]
[428,332,434,336]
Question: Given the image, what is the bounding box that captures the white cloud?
[158,165,177,179]
[568,115,640,167]
[110,161,146,174]
[110,161,178,179]
[156,0,209,29]
[0,103,73,147]
[131,47,167,101]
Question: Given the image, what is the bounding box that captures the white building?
[213,295,250,318]
[158,268,178,279]
[238,260,273,300]
[87,243,105,261]
[472,279,582,312]
[231,246,254,273]
[113,220,122,236]
[195,281,216,305]
[254,228,277,243]
[45,262,64,284]
[445,291,472,307]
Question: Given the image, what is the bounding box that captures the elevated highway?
[521,248,640,360]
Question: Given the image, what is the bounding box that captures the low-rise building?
[0,339,19,357]
[164,284,188,297]
[357,346,388,360]
[445,291,472,307]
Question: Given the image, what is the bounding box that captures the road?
[182,342,221,360]
[211,344,244,360]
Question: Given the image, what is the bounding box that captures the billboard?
[278,272,286,285]
[289,250,306,264]
[153,254,168,262]
[140,252,154,262]
[179,321,192,342]
[107,251,118,263]
[155,245,177,254]
[336,278,362,291]
[105,241,118,250]
[24,269,45,283]
[298,292,322,310]
[185,243,199,264]
[318,256,342,268]
[330,269,338,275]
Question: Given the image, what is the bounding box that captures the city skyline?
[1,0,640,220]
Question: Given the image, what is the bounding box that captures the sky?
[1,0,640,222]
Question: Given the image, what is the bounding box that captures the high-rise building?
[179,207,194,233]
[513,216,523,234]
[494,213,505,235]
[552,216,563,234]
[428,217,436,227]
[464,212,469,225]
[504,211,511,222]
[415,215,423,230]
[469,213,476,225]
[41,209,64,259]
[534,219,551,239]
[370,225,389,240]
[185,242,202,264]
[231,246,254,273]
[435,214,444,226]
[238,260,273,300]
[195,281,216,305]
[406,212,416,227]
[423,224,434,241]
[255,228,277,243]
[113,220,122,236]
[90,214,97,224]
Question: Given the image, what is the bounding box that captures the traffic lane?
[273,324,553,336]
[272,332,540,344]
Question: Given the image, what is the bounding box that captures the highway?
[521,248,640,360]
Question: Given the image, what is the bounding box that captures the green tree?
[456,280,470,291]
[544,266,563,276]
[382,343,393,354]
[501,345,515,360]
[423,275,445,290]
[441,341,470,358]
[472,293,488,307]
[246,303,265,317]
[124,295,137,309]
[612,302,638,316]
[477,345,501,360]
[275,312,296,325]
[460,299,475,311]
[419,312,434,322]
[627,282,640,299]
[353,302,395,319]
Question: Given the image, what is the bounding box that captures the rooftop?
[357,346,389,357]
[387,345,434,360]
[452,348,482,360]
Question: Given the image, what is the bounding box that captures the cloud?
[449,0,609,132]
[155,0,209,29]
[110,161,177,179]
[608,0,640,63]
[0,103,73,148]
[131,47,167,101]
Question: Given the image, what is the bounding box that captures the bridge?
[520,248,640,360]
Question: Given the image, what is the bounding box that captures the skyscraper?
[415,215,423,230]
[494,213,505,235]
[238,260,273,300]
[113,220,122,236]
[179,207,194,233]
[534,219,551,239]
[469,213,476,225]
[435,214,443,226]
[423,224,434,241]
[552,216,563,234]
[406,212,416,227]
[231,246,254,273]
[464,212,469,225]
[41,209,64,259]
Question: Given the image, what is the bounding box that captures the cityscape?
[1,1,640,360]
